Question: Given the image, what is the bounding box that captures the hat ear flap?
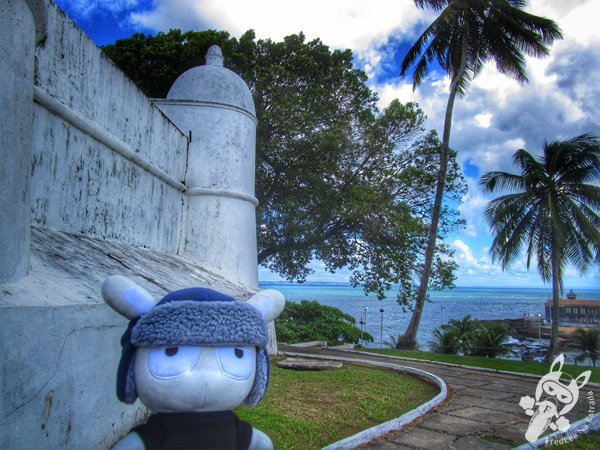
[116,317,140,404]
[118,352,138,404]
[244,347,269,407]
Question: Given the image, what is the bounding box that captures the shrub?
[275,300,374,346]
[429,316,515,358]
[470,321,514,358]
[428,328,460,354]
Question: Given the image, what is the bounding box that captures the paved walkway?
[279,345,600,449]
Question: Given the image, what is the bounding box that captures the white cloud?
[130,0,211,32]
[376,83,409,107]
[130,0,423,53]
[528,0,600,47]
[458,178,490,238]
[474,112,492,128]
[453,240,478,265]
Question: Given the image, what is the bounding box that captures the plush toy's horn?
[245,289,285,322]
[102,275,157,319]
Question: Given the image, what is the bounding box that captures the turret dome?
[166,45,255,116]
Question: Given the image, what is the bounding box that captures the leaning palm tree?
[481,134,600,359]
[397,0,562,349]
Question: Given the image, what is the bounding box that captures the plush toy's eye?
[216,346,255,380]
[147,346,201,379]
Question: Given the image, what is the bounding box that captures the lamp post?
[440,305,446,327]
[359,319,365,346]
[537,313,542,349]
[364,307,369,348]
[379,308,384,349]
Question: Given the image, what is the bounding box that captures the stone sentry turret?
[155,46,259,288]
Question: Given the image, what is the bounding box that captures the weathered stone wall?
[0,0,37,283]
[0,227,256,450]
[29,1,188,253]
[0,1,265,449]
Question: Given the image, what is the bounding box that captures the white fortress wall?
[29,1,189,253]
[0,1,264,448]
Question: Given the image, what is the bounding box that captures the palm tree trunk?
[547,242,561,361]
[398,43,467,350]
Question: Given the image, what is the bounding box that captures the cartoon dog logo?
[519,354,591,443]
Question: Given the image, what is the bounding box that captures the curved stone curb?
[279,351,448,449]
[348,349,600,388]
[513,411,600,449]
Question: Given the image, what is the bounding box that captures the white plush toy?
[102,275,285,450]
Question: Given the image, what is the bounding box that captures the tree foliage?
[429,317,513,358]
[572,328,600,367]
[402,0,564,94]
[275,300,373,346]
[443,315,480,355]
[469,322,513,358]
[481,134,600,358]
[103,29,465,303]
[428,328,461,354]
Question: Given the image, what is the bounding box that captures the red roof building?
[544,290,600,325]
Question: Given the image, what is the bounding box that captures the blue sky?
[56,0,600,290]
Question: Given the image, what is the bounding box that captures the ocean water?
[259,283,600,349]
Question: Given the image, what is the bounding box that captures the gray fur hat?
[118,287,270,406]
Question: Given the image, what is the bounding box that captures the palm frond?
[485,193,539,268]
[401,0,562,97]
[480,171,525,193]
[414,0,449,12]
[480,132,599,285]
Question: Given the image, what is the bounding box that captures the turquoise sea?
[259,283,600,349]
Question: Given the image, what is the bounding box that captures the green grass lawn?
[235,357,439,449]
[365,348,600,383]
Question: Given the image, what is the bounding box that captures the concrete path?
[279,345,600,449]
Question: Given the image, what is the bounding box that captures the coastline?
[259,283,600,350]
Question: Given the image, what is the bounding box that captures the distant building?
[545,290,600,325]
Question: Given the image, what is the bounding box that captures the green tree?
[103,29,233,97]
[428,327,460,354]
[443,315,479,354]
[470,322,513,358]
[104,30,465,303]
[480,134,600,359]
[572,328,600,367]
[397,0,563,349]
[275,300,373,346]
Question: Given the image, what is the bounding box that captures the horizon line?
[258,281,600,290]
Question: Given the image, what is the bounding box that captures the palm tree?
[445,315,479,354]
[397,0,562,349]
[481,134,600,359]
[429,327,460,354]
[470,322,514,358]
[572,328,600,367]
